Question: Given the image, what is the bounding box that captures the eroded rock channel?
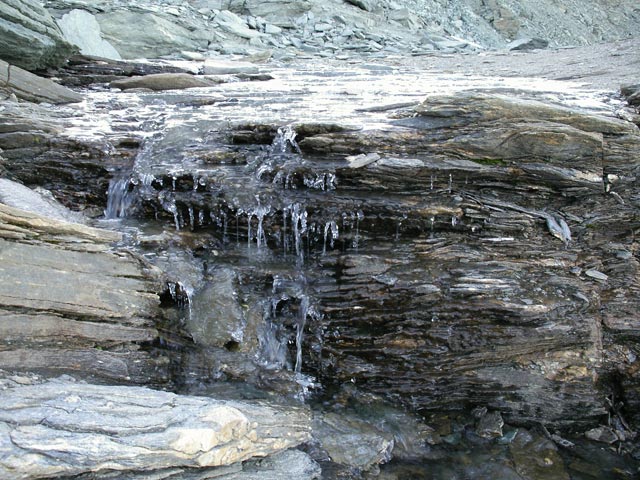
[2,52,640,478]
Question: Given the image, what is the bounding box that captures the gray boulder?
[312,411,394,472]
[0,379,313,479]
[57,9,122,60]
[226,0,313,27]
[0,0,76,71]
[344,0,378,12]
[621,83,640,106]
[0,58,82,103]
[214,10,262,40]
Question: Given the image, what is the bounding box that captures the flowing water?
[63,58,637,478]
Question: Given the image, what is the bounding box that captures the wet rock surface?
[2,57,640,476]
[1,1,640,477]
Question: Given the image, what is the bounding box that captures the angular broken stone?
[584,426,618,444]
[508,37,549,51]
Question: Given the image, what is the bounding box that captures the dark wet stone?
[476,411,504,439]
[510,430,569,480]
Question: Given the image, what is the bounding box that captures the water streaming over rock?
[104,177,133,219]
[41,60,640,476]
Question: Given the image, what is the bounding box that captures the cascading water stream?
[104,177,133,219]
[295,295,310,373]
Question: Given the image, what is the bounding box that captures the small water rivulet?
[55,59,640,477]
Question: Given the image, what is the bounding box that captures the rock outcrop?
[0,98,119,212]
[0,379,313,479]
[0,202,169,385]
[290,93,640,428]
[39,0,640,60]
[101,86,640,429]
[0,0,76,71]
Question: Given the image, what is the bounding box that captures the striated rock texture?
[0,379,312,479]
[0,202,169,385]
[107,89,640,430]
[0,98,122,213]
[292,93,640,428]
[0,0,76,71]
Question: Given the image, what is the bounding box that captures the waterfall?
[323,221,339,254]
[104,177,133,219]
[295,296,310,373]
[291,203,308,260]
[270,125,301,155]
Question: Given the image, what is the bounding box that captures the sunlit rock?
[57,9,122,60]
[0,380,312,479]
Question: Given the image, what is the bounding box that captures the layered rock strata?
[0,0,76,70]
[0,202,169,385]
[0,379,313,479]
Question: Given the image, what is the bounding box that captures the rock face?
[0,0,76,71]
[0,59,82,103]
[103,84,640,430]
[0,202,169,385]
[0,98,118,212]
[289,93,640,427]
[96,10,211,59]
[0,379,313,479]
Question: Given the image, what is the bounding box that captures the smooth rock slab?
[0,203,168,384]
[96,11,210,59]
[0,178,84,223]
[0,380,312,479]
[0,59,82,104]
[57,9,122,60]
[110,73,222,91]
